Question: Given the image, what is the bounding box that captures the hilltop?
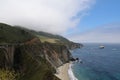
[0,23,82,80]
[0,23,35,43]
[14,25,83,49]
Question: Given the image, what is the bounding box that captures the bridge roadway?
[0,43,24,46]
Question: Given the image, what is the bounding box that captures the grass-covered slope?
[0,23,73,80]
[13,25,83,49]
[36,31,71,44]
[0,23,61,80]
[0,23,34,43]
[27,30,83,49]
[36,35,59,43]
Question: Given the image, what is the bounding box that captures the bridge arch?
[0,48,7,68]
[0,45,15,69]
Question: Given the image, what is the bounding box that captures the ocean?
[69,43,120,80]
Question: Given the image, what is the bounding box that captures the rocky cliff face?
[43,42,71,68]
[68,42,83,50]
[0,23,81,80]
[0,38,71,80]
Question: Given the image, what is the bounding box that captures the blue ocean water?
[71,43,120,80]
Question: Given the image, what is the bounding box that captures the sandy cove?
[55,63,70,80]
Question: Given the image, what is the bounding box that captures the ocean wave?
[68,63,78,80]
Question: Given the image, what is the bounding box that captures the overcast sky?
[0,0,95,34]
[0,0,120,43]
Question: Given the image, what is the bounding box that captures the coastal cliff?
[0,23,82,80]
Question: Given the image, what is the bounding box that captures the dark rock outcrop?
[0,38,71,80]
[0,23,82,80]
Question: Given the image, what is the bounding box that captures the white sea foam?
[68,63,78,80]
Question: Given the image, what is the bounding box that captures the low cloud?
[68,23,120,43]
[0,0,95,34]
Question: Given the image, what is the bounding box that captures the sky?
[0,0,120,43]
[67,0,120,43]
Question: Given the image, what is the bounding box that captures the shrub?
[0,69,19,80]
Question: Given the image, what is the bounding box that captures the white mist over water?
[68,63,78,80]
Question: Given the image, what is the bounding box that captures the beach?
[55,63,70,80]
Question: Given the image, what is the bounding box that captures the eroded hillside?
[0,23,82,80]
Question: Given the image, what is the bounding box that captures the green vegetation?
[0,23,80,80]
[0,69,19,80]
[19,45,60,80]
[37,31,70,44]
[12,25,71,45]
[0,23,35,43]
[13,25,82,48]
[36,35,59,43]
[34,31,83,49]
